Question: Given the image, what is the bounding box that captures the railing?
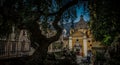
[0,40,30,59]
[48,49,62,53]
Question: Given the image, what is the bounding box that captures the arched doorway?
[74,39,82,55]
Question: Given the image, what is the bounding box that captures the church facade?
[48,15,93,57]
[47,15,104,58]
[68,15,92,56]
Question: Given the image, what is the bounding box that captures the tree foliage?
[0,0,87,65]
[0,0,77,36]
[89,0,120,46]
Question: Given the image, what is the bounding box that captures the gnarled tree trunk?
[1,0,78,65]
[25,0,78,65]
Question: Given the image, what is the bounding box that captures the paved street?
[76,55,93,65]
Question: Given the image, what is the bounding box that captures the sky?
[74,4,90,23]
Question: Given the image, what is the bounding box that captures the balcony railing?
[0,40,30,59]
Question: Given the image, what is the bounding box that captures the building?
[68,15,92,57]
[0,26,31,59]
[47,15,104,58]
[47,15,93,56]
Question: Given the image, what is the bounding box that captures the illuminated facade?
[68,15,92,56]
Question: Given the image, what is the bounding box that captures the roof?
[75,15,88,29]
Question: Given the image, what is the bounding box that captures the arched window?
[76,39,79,41]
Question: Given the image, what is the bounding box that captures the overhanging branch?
[27,0,78,46]
[48,0,78,43]
[32,0,78,16]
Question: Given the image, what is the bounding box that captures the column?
[50,44,53,52]
[69,36,72,50]
[83,35,87,56]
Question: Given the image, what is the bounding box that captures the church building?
[68,15,92,57]
[47,15,95,57]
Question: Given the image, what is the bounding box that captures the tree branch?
[27,0,78,47]
[48,0,78,43]
[26,20,47,46]
[32,0,78,16]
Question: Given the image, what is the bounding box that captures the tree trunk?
[25,0,78,65]
[1,0,78,65]
[26,42,50,65]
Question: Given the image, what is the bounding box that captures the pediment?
[71,31,84,37]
